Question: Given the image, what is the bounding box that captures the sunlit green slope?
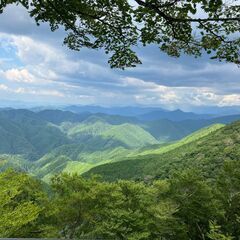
[135,124,224,156]
[32,121,158,179]
[84,122,239,181]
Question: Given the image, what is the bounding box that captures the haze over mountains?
[0,106,239,181]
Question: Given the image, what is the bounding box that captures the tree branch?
[199,22,233,44]
[134,0,240,23]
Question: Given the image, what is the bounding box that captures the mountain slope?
[138,109,211,121]
[33,121,159,179]
[100,123,158,148]
[64,105,212,119]
[141,114,240,142]
[65,117,159,149]
[0,109,69,160]
[85,122,240,181]
[37,110,91,124]
[135,124,224,156]
[0,154,31,172]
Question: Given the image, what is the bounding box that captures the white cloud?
[219,94,240,106]
[10,35,112,79]
[14,87,65,97]
[4,68,36,83]
[0,82,64,98]
[121,77,240,108]
[0,84,9,91]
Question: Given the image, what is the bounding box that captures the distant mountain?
[141,119,195,142]
[190,105,240,115]
[35,109,138,125]
[137,109,212,121]
[141,114,240,141]
[64,105,216,122]
[0,109,69,160]
[85,121,240,181]
[64,105,164,116]
[36,110,91,124]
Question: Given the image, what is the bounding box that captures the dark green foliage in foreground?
[86,121,240,181]
[1,160,240,239]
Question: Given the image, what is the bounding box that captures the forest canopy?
[0,0,239,68]
[1,162,240,239]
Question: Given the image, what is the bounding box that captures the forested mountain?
[138,109,211,121]
[85,121,240,181]
[36,109,91,124]
[33,119,158,181]
[141,114,240,141]
[0,109,69,160]
[64,105,213,119]
[0,108,240,181]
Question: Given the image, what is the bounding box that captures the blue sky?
[0,4,239,111]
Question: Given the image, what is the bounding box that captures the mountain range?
[0,107,239,181]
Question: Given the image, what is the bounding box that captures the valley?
[0,107,239,182]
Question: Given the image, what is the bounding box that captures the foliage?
[1,158,240,239]
[0,169,58,238]
[1,0,239,68]
[208,222,234,240]
[51,174,182,239]
[0,119,239,238]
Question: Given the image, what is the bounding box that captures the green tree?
[215,160,240,238]
[0,169,58,238]
[0,0,239,68]
[169,169,218,240]
[51,173,183,239]
[208,221,233,240]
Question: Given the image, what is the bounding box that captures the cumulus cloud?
[119,77,240,108]
[219,94,240,106]
[4,68,36,83]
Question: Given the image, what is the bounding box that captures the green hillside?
[84,122,239,181]
[141,114,240,142]
[101,123,158,148]
[33,121,158,179]
[0,109,239,182]
[142,118,214,142]
[0,110,69,160]
[0,154,32,173]
[67,118,111,138]
[27,115,158,180]
[65,116,158,148]
[136,124,224,156]
[33,145,129,179]
[36,109,90,124]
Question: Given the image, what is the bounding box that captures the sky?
[0,3,239,111]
